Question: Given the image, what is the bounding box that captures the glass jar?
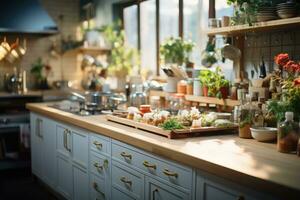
[186,78,193,95]
[177,80,187,94]
[130,84,147,107]
[193,78,202,96]
[277,112,299,153]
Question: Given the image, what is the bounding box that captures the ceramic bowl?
[250,127,277,142]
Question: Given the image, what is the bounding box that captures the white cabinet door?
[145,177,189,200]
[73,166,89,200]
[30,113,43,178]
[56,124,71,158]
[57,155,73,200]
[72,129,88,169]
[42,117,57,188]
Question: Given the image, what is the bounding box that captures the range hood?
[0,0,58,34]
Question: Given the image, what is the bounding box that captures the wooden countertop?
[26,103,300,198]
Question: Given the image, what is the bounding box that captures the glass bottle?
[130,84,147,107]
[277,112,299,153]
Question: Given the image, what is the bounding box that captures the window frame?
[121,0,215,75]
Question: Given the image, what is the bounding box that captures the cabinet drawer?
[112,143,142,168]
[90,134,110,156]
[90,175,106,200]
[112,141,193,190]
[90,152,109,178]
[112,161,144,200]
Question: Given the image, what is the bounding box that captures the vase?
[202,86,209,97]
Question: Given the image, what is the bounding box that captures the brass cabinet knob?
[93,141,102,149]
[162,169,178,178]
[143,161,157,169]
[120,151,132,160]
[120,176,132,186]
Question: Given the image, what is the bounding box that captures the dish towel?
[19,123,30,149]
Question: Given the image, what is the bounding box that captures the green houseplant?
[160,37,194,66]
[103,21,139,77]
[199,67,230,99]
[30,58,51,89]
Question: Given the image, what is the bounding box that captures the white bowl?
[250,127,277,142]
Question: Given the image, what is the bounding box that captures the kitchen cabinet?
[56,123,89,200]
[30,113,57,189]
[30,111,279,200]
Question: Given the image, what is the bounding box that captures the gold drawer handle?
[120,176,132,186]
[93,162,103,171]
[93,141,102,149]
[162,169,178,178]
[143,161,157,169]
[93,159,108,171]
[93,182,105,196]
[120,152,132,160]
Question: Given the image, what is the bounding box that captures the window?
[159,0,179,43]
[123,5,138,49]
[140,0,157,75]
[122,0,211,75]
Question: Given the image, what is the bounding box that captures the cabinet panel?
[42,117,57,188]
[112,187,135,200]
[90,134,110,156]
[72,129,88,169]
[90,174,106,200]
[57,155,72,200]
[112,161,144,200]
[145,177,189,200]
[73,166,89,200]
[56,125,71,158]
[30,113,43,177]
[90,152,109,179]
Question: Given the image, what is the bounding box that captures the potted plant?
[30,58,51,89]
[103,21,139,91]
[160,37,195,66]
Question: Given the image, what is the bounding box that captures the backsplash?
[244,28,300,79]
[0,0,81,90]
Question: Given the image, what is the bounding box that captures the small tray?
[106,115,238,139]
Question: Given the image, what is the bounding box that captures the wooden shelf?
[185,95,240,107]
[206,17,300,36]
[66,46,111,54]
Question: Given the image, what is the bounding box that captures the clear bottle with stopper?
[278,112,299,153]
[130,84,147,108]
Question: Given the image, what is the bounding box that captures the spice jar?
[140,105,151,115]
[177,80,187,94]
[186,78,193,95]
[277,112,299,153]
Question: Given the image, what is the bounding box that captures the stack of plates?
[257,7,278,22]
[277,2,298,19]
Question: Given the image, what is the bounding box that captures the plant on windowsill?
[102,21,139,90]
[160,37,195,66]
[103,21,139,76]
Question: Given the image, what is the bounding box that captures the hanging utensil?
[259,56,267,79]
[0,37,10,61]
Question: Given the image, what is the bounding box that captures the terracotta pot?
[219,86,229,99]
[239,124,252,139]
[202,86,208,97]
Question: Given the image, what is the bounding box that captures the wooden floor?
[0,169,57,200]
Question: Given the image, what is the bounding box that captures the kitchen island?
[26,103,300,200]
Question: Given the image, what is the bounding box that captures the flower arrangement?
[267,53,300,122]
